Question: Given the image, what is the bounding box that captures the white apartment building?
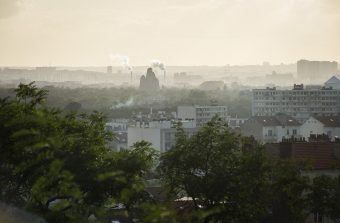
[177,105,228,127]
[252,84,340,122]
[128,120,197,152]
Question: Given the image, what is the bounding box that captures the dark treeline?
[0,83,340,223]
[0,85,251,119]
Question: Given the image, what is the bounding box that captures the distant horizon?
[1,0,340,66]
[0,61,334,68]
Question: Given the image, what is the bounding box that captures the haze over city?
[1,0,340,66]
[2,1,340,223]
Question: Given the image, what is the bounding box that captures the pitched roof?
[314,116,340,127]
[253,113,300,126]
[325,75,340,84]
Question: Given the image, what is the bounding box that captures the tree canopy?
[0,83,158,223]
[158,117,340,223]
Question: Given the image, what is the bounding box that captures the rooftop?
[314,116,340,127]
[253,113,300,126]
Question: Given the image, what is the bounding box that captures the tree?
[329,176,340,220]
[158,117,271,222]
[269,160,309,223]
[64,101,82,112]
[307,175,334,222]
[0,83,158,222]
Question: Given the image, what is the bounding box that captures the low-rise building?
[266,141,340,169]
[240,114,301,143]
[227,117,247,129]
[105,120,129,151]
[301,116,340,141]
[177,105,228,127]
[128,120,197,152]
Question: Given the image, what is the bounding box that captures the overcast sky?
[0,0,339,66]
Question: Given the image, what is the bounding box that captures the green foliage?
[307,175,340,220]
[136,203,178,223]
[330,176,340,219]
[158,117,340,223]
[0,85,252,118]
[269,160,310,223]
[0,83,158,223]
[307,175,333,219]
[158,117,271,222]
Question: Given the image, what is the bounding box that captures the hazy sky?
[0,0,339,66]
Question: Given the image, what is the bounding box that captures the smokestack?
[151,59,166,85]
[130,70,133,83]
[164,70,166,83]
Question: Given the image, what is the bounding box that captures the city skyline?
[0,0,340,66]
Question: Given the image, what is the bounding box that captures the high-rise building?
[252,84,340,122]
[297,60,338,82]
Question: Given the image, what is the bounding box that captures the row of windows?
[266,129,297,136]
[254,96,339,101]
[255,107,337,112]
[196,112,227,117]
[196,108,227,112]
[255,102,337,106]
[254,91,340,96]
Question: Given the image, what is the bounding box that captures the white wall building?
[106,119,129,132]
[301,116,340,141]
[177,105,228,127]
[128,120,197,152]
[252,84,340,122]
[300,116,324,140]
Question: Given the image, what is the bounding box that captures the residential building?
[252,84,340,122]
[105,119,129,151]
[301,116,340,141]
[325,75,340,90]
[227,117,247,129]
[177,105,228,127]
[300,116,324,140]
[106,119,129,132]
[297,59,338,83]
[266,140,340,223]
[128,120,197,152]
[240,114,301,143]
[265,140,340,169]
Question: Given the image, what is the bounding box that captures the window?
[327,131,332,137]
[287,129,290,135]
[268,130,272,136]
[293,129,297,135]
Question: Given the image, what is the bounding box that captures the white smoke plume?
[110,54,132,71]
[110,97,134,109]
[151,60,165,70]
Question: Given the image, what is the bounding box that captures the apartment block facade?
[252,84,340,121]
[177,105,228,127]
